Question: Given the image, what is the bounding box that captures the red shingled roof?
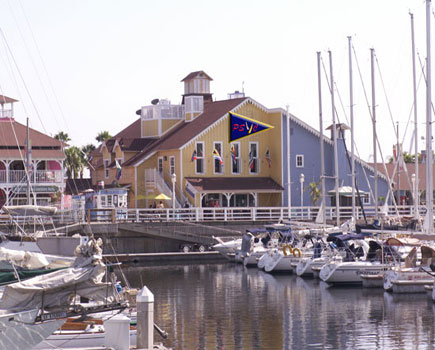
[0,119,64,159]
[123,97,246,166]
[181,71,213,82]
[0,95,18,104]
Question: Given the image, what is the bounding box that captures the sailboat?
[0,236,133,349]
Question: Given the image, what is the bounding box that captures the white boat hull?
[384,269,434,293]
[320,262,387,285]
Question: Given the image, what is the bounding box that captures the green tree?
[54,131,71,143]
[64,146,84,179]
[96,131,112,143]
[307,181,321,206]
[80,143,96,177]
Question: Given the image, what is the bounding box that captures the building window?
[195,142,204,174]
[231,143,240,174]
[170,156,175,175]
[213,142,223,174]
[296,155,304,168]
[249,142,259,174]
[158,157,163,174]
[104,160,109,178]
[362,195,370,205]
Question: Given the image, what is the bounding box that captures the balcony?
[0,109,13,118]
[0,170,63,184]
[140,101,184,120]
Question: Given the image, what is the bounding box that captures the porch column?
[5,160,10,183]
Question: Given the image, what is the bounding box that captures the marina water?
[122,263,435,350]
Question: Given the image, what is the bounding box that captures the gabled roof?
[0,95,18,104]
[0,118,64,159]
[181,71,213,82]
[114,118,141,139]
[124,97,247,167]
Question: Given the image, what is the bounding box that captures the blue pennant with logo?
[229,112,274,142]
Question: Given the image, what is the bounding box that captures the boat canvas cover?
[1,205,57,216]
[0,309,65,350]
[0,246,50,269]
[0,238,118,312]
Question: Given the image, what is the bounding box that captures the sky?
[0,0,432,162]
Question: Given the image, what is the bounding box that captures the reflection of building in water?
[121,264,435,350]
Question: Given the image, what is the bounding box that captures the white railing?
[0,109,13,118]
[141,103,184,120]
[0,170,63,183]
[84,205,429,224]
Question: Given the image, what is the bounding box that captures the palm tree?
[96,131,112,143]
[307,181,321,206]
[54,131,71,143]
[80,143,96,177]
[64,146,84,179]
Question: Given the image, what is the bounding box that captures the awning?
[185,177,284,193]
[328,186,368,197]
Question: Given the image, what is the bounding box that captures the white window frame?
[158,157,163,174]
[231,142,241,175]
[248,142,259,174]
[213,141,223,175]
[170,156,175,175]
[296,155,304,168]
[362,195,370,205]
[195,142,205,175]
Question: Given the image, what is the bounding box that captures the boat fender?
[292,248,302,258]
[283,245,293,256]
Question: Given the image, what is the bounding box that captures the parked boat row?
[213,220,435,301]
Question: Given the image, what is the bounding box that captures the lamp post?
[300,173,305,207]
[171,173,176,209]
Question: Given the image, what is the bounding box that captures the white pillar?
[104,314,131,350]
[137,286,154,350]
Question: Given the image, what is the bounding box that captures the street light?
[171,172,176,209]
[300,173,305,207]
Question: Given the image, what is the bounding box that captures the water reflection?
[120,263,435,350]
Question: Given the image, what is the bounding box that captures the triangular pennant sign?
[229,112,274,142]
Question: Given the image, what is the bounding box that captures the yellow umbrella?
[154,193,171,200]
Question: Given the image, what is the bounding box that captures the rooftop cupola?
[181,71,213,121]
[0,95,18,120]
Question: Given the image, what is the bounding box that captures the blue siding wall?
[282,114,389,207]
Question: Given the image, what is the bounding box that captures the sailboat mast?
[348,36,356,219]
[426,0,433,234]
[26,117,31,205]
[317,52,326,225]
[371,48,379,220]
[286,105,291,219]
[409,13,420,216]
[410,12,419,216]
[329,50,340,225]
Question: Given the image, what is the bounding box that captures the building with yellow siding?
[90,71,285,208]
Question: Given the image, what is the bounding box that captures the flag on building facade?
[230,145,237,164]
[213,148,224,165]
[265,148,271,168]
[191,150,197,162]
[115,160,122,180]
[249,151,255,170]
[229,112,274,142]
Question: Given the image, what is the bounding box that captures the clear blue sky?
[0,0,431,161]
